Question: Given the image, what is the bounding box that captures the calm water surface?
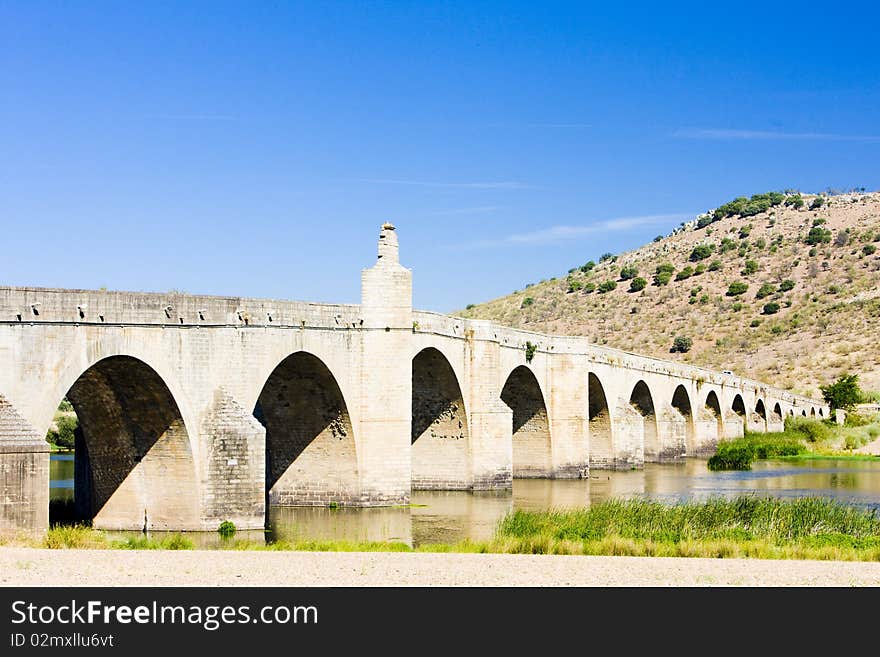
[49,454,880,547]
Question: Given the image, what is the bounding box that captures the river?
[49,454,880,547]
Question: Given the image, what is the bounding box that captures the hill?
[457,191,880,398]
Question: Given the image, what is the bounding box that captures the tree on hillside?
[819,374,862,412]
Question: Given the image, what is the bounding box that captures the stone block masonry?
[0,224,829,535]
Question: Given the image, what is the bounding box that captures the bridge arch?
[802,409,807,417]
[412,347,471,488]
[629,380,659,461]
[671,384,695,454]
[500,365,551,478]
[810,407,816,417]
[705,390,723,438]
[256,351,358,506]
[755,399,766,418]
[588,373,614,468]
[54,355,200,530]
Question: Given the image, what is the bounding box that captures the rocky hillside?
[458,191,880,398]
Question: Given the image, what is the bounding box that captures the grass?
[29,497,880,561]
[42,525,195,550]
[708,431,806,470]
[708,415,880,470]
[487,497,880,560]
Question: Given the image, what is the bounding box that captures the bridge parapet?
[0,287,361,329]
[417,310,822,412]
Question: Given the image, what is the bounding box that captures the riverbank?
[3,546,880,586]
[17,496,880,562]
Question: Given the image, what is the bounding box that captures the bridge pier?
[0,397,49,538]
[692,409,720,457]
[199,388,265,530]
[747,412,767,433]
[610,400,646,470]
[722,412,745,440]
[656,407,688,462]
[466,322,514,489]
[767,410,785,433]
[547,355,590,477]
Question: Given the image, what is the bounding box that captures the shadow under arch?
[501,365,551,478]
[412,347,471,489]
[588,373,614,469]
[756,399,767,422]
[705,390,724,440]
[629,380,659,462]
[255,351,357,506]
[772,402,783,426]
[61,355,199,530]
[732,394,747,432]
[810,407,816,417]
[671,384,695,454]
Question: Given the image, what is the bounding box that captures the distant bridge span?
[0,224,827,534]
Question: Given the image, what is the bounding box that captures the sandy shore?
[2,547,879,586]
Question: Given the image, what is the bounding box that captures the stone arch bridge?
[0,224,827,535]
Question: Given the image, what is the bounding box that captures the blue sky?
[2,2,878,312]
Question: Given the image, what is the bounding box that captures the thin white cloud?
[462,213,692,249]
[674,128,880,142]
[350,178,532,190]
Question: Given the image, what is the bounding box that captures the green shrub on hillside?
[597,280,617,293]
[690,244,713,261]
[629,277,647,292]
[521,297,534,308]
[785,194,804,209]
[653,263,674,286]
[675,266,694,281]
[619,265,639,280]
[755,283,776,299]
[583,282,596,293]
[727,281,749,296]
[711,192,785,222]
[708,259,722,271]
[580,261,595,273]
[763,302,780,315]
[719,237,736,253]
[779,279,795,292]
[671,335,692,353]
[810,196,825,210]
[863,244,877,256]
[741,259,758,275]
